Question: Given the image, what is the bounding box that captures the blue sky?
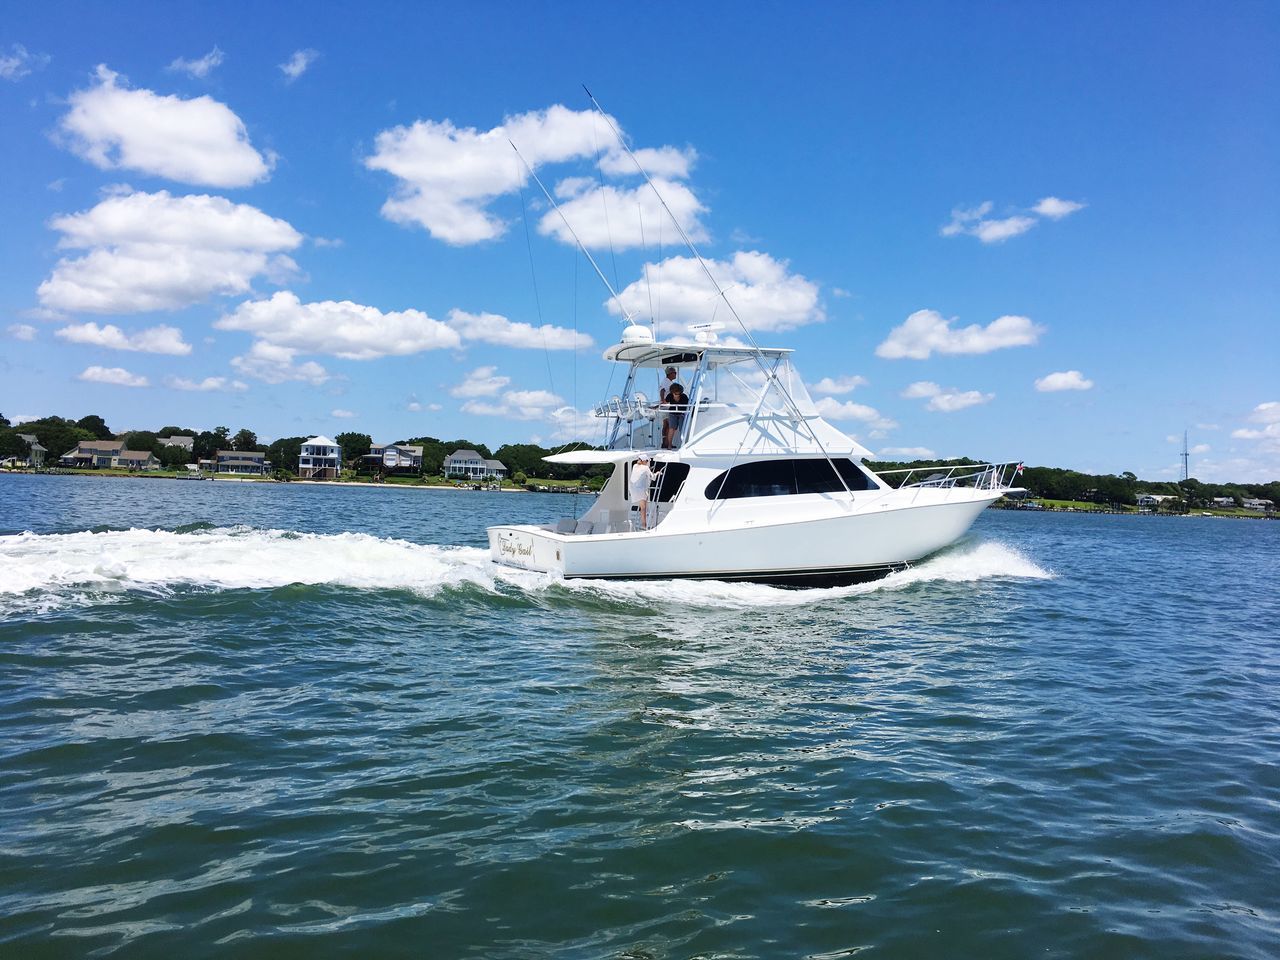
[2,1,1277,480]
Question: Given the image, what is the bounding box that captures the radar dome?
[620,323,655,344]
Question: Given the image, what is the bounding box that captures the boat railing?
[876,461,1024,491]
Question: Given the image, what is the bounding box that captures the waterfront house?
[366,442,424,473]
[158,435,195,452]
[1212,497,1236,508]
[60,439,125,468]
[299,435,341,479]
[444,449,507,479]
[214,449,269,476]
[117,450,160,471]
[1136,494,1177,508]
[17,433,46,467]
[1242,498,1274,512]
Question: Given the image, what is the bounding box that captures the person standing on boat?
[659,366,678,402]
[630,455,652,529]
[662,382,687,448]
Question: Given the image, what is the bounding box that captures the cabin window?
[704,458,877,500]
[652,462,691,502]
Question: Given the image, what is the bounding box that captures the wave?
[0,526,1051,613]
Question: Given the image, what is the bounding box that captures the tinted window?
[653,462,691,502]
[705,458,876,500]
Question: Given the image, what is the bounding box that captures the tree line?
[4,413,1274,500]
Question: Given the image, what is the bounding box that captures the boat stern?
[488,524,566,575]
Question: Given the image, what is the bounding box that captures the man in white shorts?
[630,455,653,529]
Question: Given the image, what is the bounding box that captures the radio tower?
[1180,430,1190,481]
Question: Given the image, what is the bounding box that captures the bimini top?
[603,338,793,367]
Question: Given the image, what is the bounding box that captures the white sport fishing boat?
[489,95,1022,585]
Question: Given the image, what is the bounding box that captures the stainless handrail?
[875,461,1024,491]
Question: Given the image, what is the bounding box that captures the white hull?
[490,491,997,584]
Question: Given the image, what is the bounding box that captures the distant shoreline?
[0,469,541,493]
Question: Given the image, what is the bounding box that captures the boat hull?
[488,494,995,585]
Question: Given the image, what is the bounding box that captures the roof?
[159,435,194,447]
[216,449,265,457]
[483,459,507,469]
[218,458,268,467]
[73,440,124,452]
[17,433,38,443]
[117,449,156,461]
[303,435,338,447]
[603,339,792,367]
[446,449,483,460]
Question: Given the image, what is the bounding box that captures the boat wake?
[0,526,1052,614]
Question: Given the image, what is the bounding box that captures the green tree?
[232,428,259,451]
[266,436,307,476]
[14,417,94,463]
[75,414,113,440]
[157,444,190,469]
[120,431,161,455]
[336,432,372,464]
[212,426,232,449]
[0,413,10,428]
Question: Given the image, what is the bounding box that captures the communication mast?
[1180,430,1190,481]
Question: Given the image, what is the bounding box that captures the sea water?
[1,473,1277,958]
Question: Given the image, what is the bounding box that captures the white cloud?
[1189,443,1211,455]
[78,365,149,387]
[279,49,318,82]
[1231,424,1280,442]
[461,387,565,421]
[811,375,867,395]
[167,47,224,79]
[0,44,49,81]
[216,291,460,361]
[447,309,593,350]
[877,446,936,460]
[942,196,1085,242]
[450,366,511,398]
[39,189,301,314]
[1247,401,1280,424]
[55,321,192,355]
[331,408,356,419]
[365,105,613,245]
[1035,369,1094,392]
[876,309,1042,360]
[7,324,37,341]
[539,176,707,250]
[814,397,897,431]
[831,287,852,299]
[901,380,993,412]
[59,65,272,187]
[230,341,329,385]
[165,375,248,392]
[1033,197,1086,219]
[597,144,696,179]
[612,251,824,334]
[9,414,44,424]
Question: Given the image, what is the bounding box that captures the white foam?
[0,526,1051,613]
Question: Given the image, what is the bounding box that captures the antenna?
[1180,429,1190,481]
[508,140,634,325]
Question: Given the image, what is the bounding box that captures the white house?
[369,442,424,472]
[1136,494,1177,507]
[1242,498,1273,512]
[17,433,46,467]
[299,436,341,479]
[444,449,507,479]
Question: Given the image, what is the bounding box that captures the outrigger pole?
[508,140,635,325]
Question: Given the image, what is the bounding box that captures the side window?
[704,459,876,499]
[652,462,691,502]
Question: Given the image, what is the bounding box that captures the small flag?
[1016,462,1024,475]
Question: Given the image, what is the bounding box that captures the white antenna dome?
[621,323,655,344]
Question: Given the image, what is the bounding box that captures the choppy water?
[1,474,1278,959]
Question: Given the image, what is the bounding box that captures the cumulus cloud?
[539,176,707,250]
[166,47,224,79]
[38,189,301,314]
[901,380,994,412]
[446,309,593,350]
[7,323,37,341]
[942,196,1084,243]
[612,251,824,334]
[279,49,318,82]
[78,365,149,387]
[1247,401,1280,425]
[461,388,565,421]
[230,341,329,385]
[1033,197,1086,219]
[217,291,460,361]
[877,446,937,460]
[876,309,1042,360]
[55,321,191,355]
[331,408,356,419]
[450,366,511,398]
[0,44,50,81]
[165,375,248,392]
[365,105,613,245]
[59,65,273,187]
[1035,369,1094,392]
[598,144,696,179]
[810,375,867,395]
[813,397,897,431]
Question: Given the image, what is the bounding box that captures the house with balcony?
[299,436,341,479]
[444,449,507,479]
[365,442,424,474]
[60,439,125,468]
[214,449,269,476]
